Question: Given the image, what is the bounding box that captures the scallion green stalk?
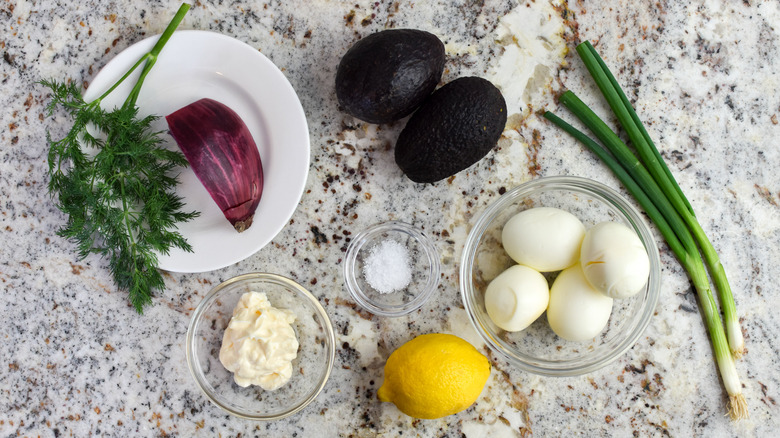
[575,41,744,359]
[543,41,748,420]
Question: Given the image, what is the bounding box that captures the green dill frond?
[42,76,198,313]
[41,4,193,314]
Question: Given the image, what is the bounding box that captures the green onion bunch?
[544,41,747,421]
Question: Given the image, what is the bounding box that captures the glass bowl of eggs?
[460,176,661,376]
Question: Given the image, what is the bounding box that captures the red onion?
[166,98,263,232]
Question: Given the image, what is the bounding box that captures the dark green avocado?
[335,29,445,124]
[394,77,507,183]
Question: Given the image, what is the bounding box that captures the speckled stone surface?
[2,0,780,436]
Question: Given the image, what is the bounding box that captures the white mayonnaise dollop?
[219,292,299,390]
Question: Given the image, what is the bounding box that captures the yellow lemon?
[377,333,491,419]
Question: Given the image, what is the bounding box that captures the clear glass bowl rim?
[343,220,441,317]
[459,175,661,377]
[185,272,336,420]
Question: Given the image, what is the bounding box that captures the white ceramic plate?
[84,31,310,273]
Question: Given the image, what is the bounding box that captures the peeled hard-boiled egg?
[547,264,613,342]
[502,207,586,272]
[580,221,650,299]
[484,265,549,332]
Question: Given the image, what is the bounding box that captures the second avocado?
[395,77,507,183]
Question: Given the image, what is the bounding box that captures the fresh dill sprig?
[42,4,196,313]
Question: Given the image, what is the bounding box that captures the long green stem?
[585,41,745,357]
[92,3,191,108]
[575,41,743,358]
[544,41,747,419]
[125,3,190,108]
[580,41,693,216]
[691,227,743,357]
[94,55,149,105]
[557,91,698,258]
[683,250,746,420]
[546,105,747,420]
[543,111,686,261]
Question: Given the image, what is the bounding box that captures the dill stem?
[93,3,191,108]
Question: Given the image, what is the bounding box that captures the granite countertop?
[2,0,779,436]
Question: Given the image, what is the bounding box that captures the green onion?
[543,41,747,421]
[576,42,744,359]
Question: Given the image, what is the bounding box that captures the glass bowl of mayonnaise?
[186,272,336,420]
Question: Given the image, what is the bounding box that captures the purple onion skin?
[166,98,263,232]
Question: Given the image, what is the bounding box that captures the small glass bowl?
[460,176,661,376]
[186,273,336,420]
[343,221,441,317]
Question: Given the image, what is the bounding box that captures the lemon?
[377,333,491,419]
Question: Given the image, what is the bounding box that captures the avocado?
[394,77,507,183]
[335,29,445,124]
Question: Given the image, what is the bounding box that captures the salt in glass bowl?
[186,272,336,420]
[460,176,661,376]
[343,221,441,317]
